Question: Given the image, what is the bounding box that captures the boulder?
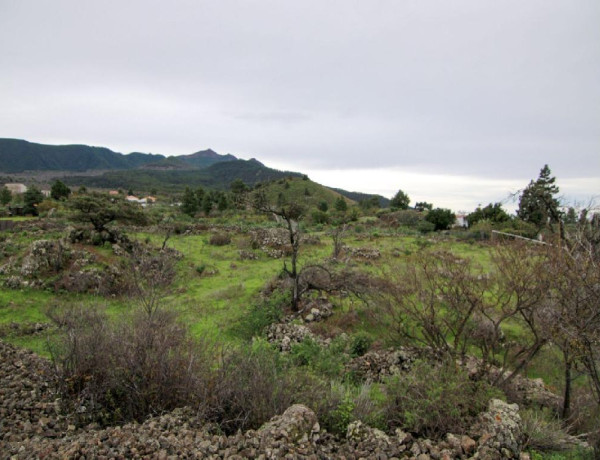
[470,399,523,458]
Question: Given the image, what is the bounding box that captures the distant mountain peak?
[186,149,236,161]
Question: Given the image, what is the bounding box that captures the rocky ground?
[0,339,543,459]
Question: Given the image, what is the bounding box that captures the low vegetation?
[0,164,598,458]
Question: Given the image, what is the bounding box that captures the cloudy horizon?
[1,0,598,212]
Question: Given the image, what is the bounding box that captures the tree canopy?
[467,202,510,226]
[425,208,456,231]
[390,189,410,210]
[69,192,147,232]
[23,186,44,215]
[50,180,71,200]
[517,165,560,230]
[0,187,11,206]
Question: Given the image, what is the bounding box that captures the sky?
[1,0,599,212]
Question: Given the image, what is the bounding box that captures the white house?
[3,183,27,194]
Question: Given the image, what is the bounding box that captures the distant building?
[3,183,27,194]
[144,196,157,203]
[41,190,51,197]
[454,212,468,228]
[126,195,140,202]
[108,190,119,196]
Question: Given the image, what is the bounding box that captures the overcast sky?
[1,0,598,211]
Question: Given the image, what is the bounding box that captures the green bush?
[417,220,435,234]
[311,210,329,225]
[383,361,503,439]
[290,335,350,379]
[318,382,385,435]
[231,290,288,340]
[522,408,594,457]
[349,332,372,357]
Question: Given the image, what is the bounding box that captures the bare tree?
[253,191,305,311]
[128,244,177,317]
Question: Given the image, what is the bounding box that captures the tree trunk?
[562,352,572,419]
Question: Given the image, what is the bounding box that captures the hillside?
[332,188,390,208]
[0,139,239,174]
[0,139,165,173]
[61,158,303,192]
[0,138,387,206]
[258,176,355,210]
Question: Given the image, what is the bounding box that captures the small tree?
[467,202,510,226]
[180,187,198,216]
[201,193,213,215]
[69,192,147,233]
[334,196,348,213]
[425,208,456,231]
[0,187,11,206]
[390,189,410,210]
[230,179,248,209]
[415,201,433,212]
[50,180,71,200]
[254,191,305,311]
[23,186,44,215]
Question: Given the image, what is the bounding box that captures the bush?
[349,332,372,357]
[417,220,435,234]
[290,335,350,379]
[522,408,589,455]
[311,210,329,225]
[230,290,288,340]
[209,233,231,246]
[207,340,320,434]
[318,381,385,435]
[383,361,503,439]
[48,305,211,426]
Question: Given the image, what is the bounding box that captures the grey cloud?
[0,0,598,201]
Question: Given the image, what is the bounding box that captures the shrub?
[290,335,350,380]
[417,220,435,234]
[209,233,231,246]
[349,332,372,357]
[311,210,329,225]
[48,305,211,426]
[318,381,385,435]
[383,361,503,439]
[522,408,590,455]
[207,340,319,434]
[231,289,288,340]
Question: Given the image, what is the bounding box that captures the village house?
[3,183,27,194]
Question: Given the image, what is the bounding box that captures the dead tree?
[253,191,305,311]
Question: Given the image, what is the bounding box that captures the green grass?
[0,222,503,355]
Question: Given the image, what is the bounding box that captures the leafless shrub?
[209,233,232,246]
[127,244,177,317]
[48,305,211,426]
[205,343,321,434]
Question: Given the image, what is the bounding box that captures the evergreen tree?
[390,189,410,210]
[50,180,71,200]
[334,196,348,213]
[201,193,213,215]
[217,192,228,211]
[0,187,11,206]
[23,186,44,215]
[425,208,456,231]
[517,165,560,229]
[180,187,198,216]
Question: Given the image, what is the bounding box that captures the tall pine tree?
[517,165,560,230]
